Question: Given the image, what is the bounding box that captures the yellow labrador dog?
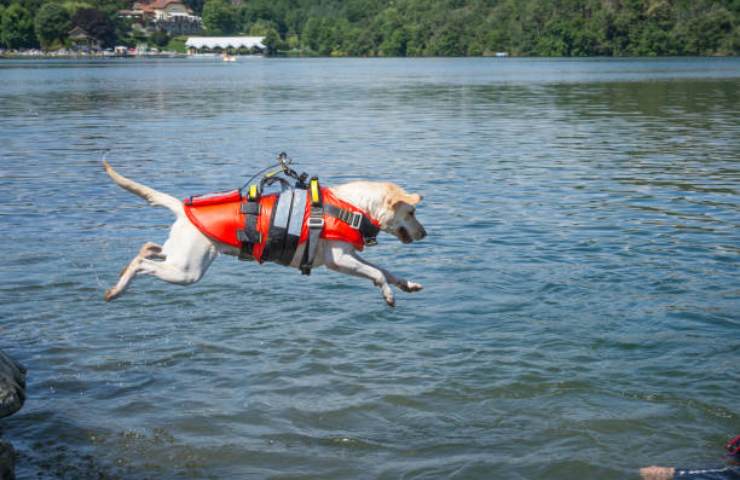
[103,161,426,307]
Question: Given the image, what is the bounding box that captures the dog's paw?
[382,286,395,307]
[104,289,116,302]
[400,281,423,293]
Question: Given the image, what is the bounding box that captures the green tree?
[247,19,277,36]
[380,28,408,56]
[150,29,169,48]
[301,16,323,53]
[33,0,728,58]
[262,26,283,55]
[238,0,279,31]
[35,2,71,50]
[202,0,236,35]
[636,23,673,56]
[1,3,37,48]
[61,1,94,15]
[683,4,734,55]
[72,8,116,47]
[183,0,204,16]
[426,24,466,56]
[346,26,375,56]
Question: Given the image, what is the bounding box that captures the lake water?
[0,57,738,479]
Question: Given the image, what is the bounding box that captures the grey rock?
[0,440,14,480]
[0,351,25,419]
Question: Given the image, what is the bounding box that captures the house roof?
[150,0,187,9]
[68,26,91,39]
[185,36,266,50]
[133,0,191,14]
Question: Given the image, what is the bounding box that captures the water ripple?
[0,57,738,479]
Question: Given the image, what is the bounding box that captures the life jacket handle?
[240,152,308,194]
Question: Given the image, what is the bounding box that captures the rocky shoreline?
[0,350,26,480]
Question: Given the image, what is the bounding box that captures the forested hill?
[204,0,740,56]
[1,0,738,56]
[200,0,738,56]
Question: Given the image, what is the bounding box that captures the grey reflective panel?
[272,190,294,229]
[288,190,307,236]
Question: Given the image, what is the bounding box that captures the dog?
[102,161,427,307]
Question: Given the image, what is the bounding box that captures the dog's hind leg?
[135,257,209,285]
[104,220,218,301]
[104,251,212,302]
[105,241,163,302]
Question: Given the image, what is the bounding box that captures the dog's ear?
[408,193,423,205]
[390,193,422,210]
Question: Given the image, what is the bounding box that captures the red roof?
[132,0,192,14]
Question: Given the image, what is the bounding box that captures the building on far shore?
[135,0,192,21]
[119,0,201,36]
[185,36,266,55]
[68,26,101,52]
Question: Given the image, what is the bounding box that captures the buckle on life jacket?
[348,212,362,230]
[307,216,325,228]
[323,203,380,247]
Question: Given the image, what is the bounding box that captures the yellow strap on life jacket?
[310,178,320,205]
[248,184,259,201]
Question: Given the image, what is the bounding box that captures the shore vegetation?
[0,0,738,56]
[198,0,739,56]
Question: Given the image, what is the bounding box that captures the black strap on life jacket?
[300,177,324,275]
[323,204,380,246]
[237,184,261,261]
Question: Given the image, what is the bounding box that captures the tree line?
[1,0,738,55]
[206,0,739,56]
[0,0,128,50]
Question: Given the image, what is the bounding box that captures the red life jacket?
[183,187,379,264]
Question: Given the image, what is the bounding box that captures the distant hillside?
[1,0,738,56]
[200,0,738,56]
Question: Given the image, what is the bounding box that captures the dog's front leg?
[324,242,396,307]
[350,255,423,294]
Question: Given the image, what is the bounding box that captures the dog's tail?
[103,160,183,217]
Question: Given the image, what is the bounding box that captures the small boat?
[222,53,236,62]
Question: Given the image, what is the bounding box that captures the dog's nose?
[419,228,427,240]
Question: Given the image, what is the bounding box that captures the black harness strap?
[323,204,380,246]
[262,189,294,264]
[237,185,261,261]
[284,186,307,262]
[300,177,324,275]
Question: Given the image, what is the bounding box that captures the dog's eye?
[409,210,415,217]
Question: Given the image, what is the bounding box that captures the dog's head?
[382,186,427,244]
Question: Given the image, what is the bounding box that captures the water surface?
[1,57,739,479]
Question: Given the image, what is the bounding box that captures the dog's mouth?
[398,227,413,244]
